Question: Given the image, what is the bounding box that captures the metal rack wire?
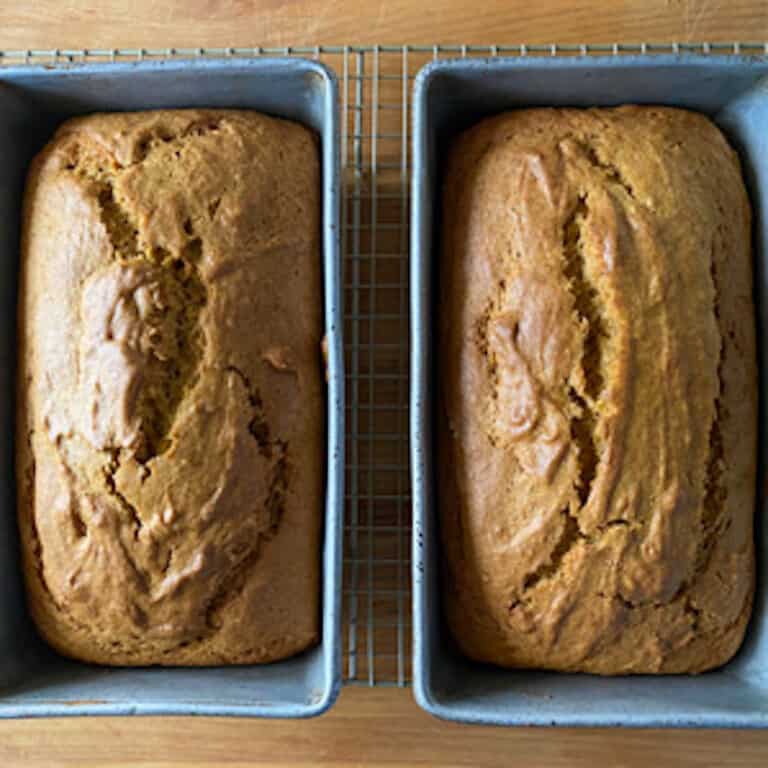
[340,47,412,688]
[2,42,766,687]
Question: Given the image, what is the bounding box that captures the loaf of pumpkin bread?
[439,106,757,674]
[17,110,323,665]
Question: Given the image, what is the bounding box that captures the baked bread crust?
[17,109,323,665]
[439,106,757,674]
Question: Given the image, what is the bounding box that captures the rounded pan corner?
[302,675,343,719]
[412,674,450,722]
[298,58,341,125]
[412,58,447,93]
[410,629,447,722]
[300,58,339,89]
[411,56,505,104]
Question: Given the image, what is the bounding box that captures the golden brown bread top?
[17,109,324,665]
[440,106,757,674]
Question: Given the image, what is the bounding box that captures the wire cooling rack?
[2,42,766,687]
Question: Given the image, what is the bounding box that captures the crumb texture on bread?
[17,110,323,665]
[440,107,757,674]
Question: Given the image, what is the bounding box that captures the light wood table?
[2,2,768,766]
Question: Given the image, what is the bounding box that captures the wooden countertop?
[1,0,766,49]
[4,687,768,767]
[2,2,768,766]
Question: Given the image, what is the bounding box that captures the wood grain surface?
[3,687,768,768]
[0,0,766,49]
[2,1,768,766]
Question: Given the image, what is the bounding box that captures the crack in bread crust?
[562,194,606,403]
[513,192,607,600]
[102,450,143,539]
[74,161,209,464]
[518,511,583,598]
[132,119,223,165]
[562,194,604,520]
[575,137,637,201]
[697,244,727,574]
[225,365,276,458]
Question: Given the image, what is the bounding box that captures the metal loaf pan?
[0,57,343,718]
[411,54,768,727]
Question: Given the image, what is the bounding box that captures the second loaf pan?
[411,54,768,727]
[0,57,343,718]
